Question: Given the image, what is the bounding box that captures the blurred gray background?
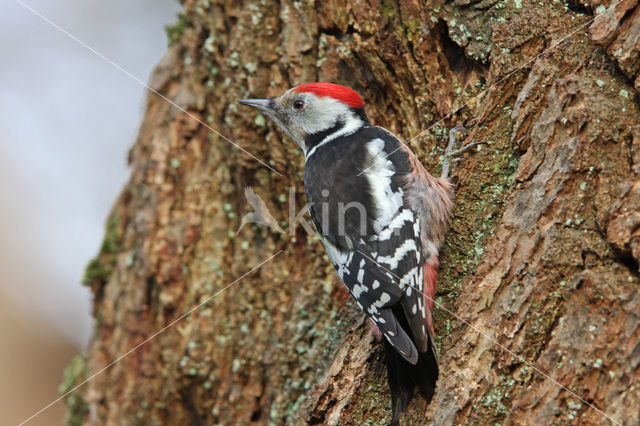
[0,1,181,423]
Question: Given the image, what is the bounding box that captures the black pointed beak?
[237,98,272,112]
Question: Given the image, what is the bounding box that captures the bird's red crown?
[294,83,365,109]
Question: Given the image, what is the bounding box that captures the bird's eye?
[293,99,304,110]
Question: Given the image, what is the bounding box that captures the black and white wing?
[323,206,427,364]
[306,126,431,364]
[322,236,417,363]
[369,208,428,355]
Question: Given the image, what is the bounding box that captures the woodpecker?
[239,83,479,424]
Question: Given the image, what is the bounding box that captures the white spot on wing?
[374,292,391,307]
[364,139,404,233]
[377,239,417,269]
[352,283,368,298]
[376,209,413,241]
[400,267,418,289]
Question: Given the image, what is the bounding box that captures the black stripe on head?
[304,118,346,152]
[352,107,370,124]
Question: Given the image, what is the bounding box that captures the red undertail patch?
[423,258,438,335]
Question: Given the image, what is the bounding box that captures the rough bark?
[65,0,639,425]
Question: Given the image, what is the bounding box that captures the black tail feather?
[384,340,439,425]
[416,335,439,401]
[383,332,439,425]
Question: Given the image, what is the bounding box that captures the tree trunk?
[65,0,640,424]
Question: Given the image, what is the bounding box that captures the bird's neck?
[304,110,368,160]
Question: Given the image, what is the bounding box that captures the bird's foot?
[441,126,486,179]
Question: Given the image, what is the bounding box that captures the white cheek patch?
[301,97,350,134]
[303,97,364,160]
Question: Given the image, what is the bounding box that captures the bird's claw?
[441,126,486,179]
[446,141,487,158]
